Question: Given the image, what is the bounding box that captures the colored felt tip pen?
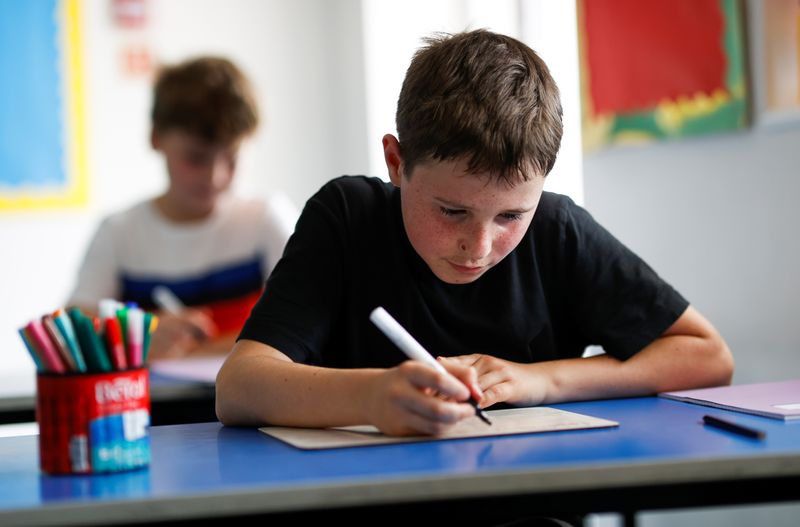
[702,414,766,440]
[25,318,66,374]
[369,306,492,426]
[99,298,123,321]
[126,307,145,368]
[53,309,87,372]
[104,317,128,370]
[18,327,45,372]
[41,314,77,372]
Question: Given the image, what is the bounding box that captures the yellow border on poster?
[0,0,88,210]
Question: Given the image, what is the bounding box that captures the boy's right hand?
[365,360,480,436]
[148,308,218,359]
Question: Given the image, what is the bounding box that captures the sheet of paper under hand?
[259,407,618,450]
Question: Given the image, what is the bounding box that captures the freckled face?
[395,157,544,285]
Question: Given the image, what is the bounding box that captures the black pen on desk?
[702,414,766,440]
[369,306,492,426]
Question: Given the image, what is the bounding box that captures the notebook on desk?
[659,379,800,420]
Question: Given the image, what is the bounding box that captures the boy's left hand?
[440,354,546,408]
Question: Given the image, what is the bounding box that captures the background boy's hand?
[148,308,218,359]
[365,360,479,436]
[442,354,546,408]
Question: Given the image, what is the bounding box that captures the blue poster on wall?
[0,0,87,210]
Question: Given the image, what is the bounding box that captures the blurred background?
[1,1,799,525]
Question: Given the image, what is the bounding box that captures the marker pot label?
[36,368,151,474]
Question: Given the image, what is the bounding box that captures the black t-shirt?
[239,176,688,368]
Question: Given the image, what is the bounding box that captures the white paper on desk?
[259,407,618,450]
[149,356,226,383]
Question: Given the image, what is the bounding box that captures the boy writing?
[69,56,298,359]
[216,30,732,437]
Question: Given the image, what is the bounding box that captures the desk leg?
[623,511,637,527]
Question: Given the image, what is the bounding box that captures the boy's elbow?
[214,359,244,426]
[215,400,238,427]
[214,345,277,427]
[215,386,249,427]
[215,400,230,426]
[707,335,734,386]
[214,365,232,424]
[215,386,233,426]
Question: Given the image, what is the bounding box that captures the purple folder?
[659,379,800,420]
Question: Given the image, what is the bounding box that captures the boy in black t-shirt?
[216,29,733,438]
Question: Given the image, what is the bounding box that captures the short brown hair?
[151,56,259,144]
[396,29,563,183]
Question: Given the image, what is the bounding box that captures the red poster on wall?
[578,0,748,152]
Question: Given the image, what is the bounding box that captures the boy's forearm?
[535,332,733,405]
[535,305,733,404]
[215,340,382,428]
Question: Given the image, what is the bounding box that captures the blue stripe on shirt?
[120,256,264,308]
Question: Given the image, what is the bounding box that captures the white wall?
[520,0,584,202]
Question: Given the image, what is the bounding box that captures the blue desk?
[1,397,799,526]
